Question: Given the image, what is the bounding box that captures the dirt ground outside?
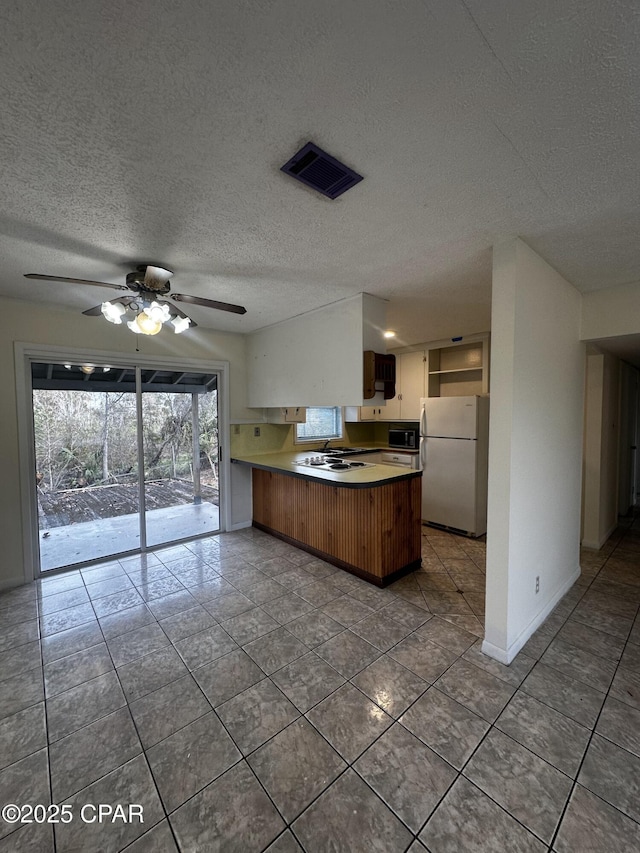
[38,476,219,529]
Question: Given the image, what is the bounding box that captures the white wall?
[247,293,387,407]
[0,296,257,589]
[483,239,584,663]
[582,281,640,341]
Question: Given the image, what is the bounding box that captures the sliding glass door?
[31,362,220,572]
[142,371,220,549]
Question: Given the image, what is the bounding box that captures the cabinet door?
[399,351,425,419]
[359,406,378,421]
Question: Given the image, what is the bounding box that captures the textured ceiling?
[1,0,639,346]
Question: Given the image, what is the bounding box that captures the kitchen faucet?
[320,440,331,452]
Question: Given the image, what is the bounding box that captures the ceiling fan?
[24,264,247,336]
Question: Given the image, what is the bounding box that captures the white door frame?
[15,341,231,582]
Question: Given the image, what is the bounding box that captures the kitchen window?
[295,407,343,443]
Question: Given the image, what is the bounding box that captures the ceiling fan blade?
[82,296,135,316]
[171,292,247,315]
[25,274,128,291]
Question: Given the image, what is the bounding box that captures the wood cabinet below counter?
[251,468,421,586]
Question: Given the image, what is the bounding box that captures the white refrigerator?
[419,396,490,537]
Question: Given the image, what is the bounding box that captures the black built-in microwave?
[388,427,419,450]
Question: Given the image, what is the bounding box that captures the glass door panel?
[141,371,220,550]
[32,361,139,571]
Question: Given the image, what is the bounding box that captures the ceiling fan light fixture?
[80,364,95,374]
[144,301,172,324]
[101,301,126,324]
[171,315,191,334]
[127,314,162,335]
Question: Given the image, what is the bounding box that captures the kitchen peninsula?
[231,451,422,586]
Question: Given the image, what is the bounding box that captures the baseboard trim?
[581,521,617,551]
[482,564,581,664]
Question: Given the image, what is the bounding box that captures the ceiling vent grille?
[280,142,363,199]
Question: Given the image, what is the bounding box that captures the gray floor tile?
[295,579,342,607]
[521,662,605,728]
[44,641,113,698]
[0,619,39,654]
[554,783,640,853]
[320,594,376,627]
[495,691,590,777]
[462,640,536,687]
[243,626,308,674]
[193,648,265,707]
[416,615,477,655]
[0,703,46,771]
[596,695,640,757]
[136,575,186,602]
[124,820,178,852]
[174,624,238,670]
[271,652,345,713]
[349,612,413,651]
[399,687,489,770]
[0,749,50,841]
[0,641,42,681]
[619,640,640,672]
[47,670,126,741]
[170,760,285,852]
[49,706,141,801]
[203,591,255,621]
[221,607,280,645]
[54,754,164,852]
[147,711,241,812]
[98,603,155,640]
[380,598,432,630]
[0,669,44,723]
[243,578,289,605]
[355,722,456,832]
[0,821,54,852]
[91,588,145,619]
[464,729,572,843]
[261,592,315,624]
[85,574,135,600]
[248,718,345,821]
[420,776,546,853]
[558,619,625,661]
[129,674,211,749]
[351,654,427,718]
[388,633,458,683]
[186,576,235,603]
[306,682,393,762]
[264,831,303,853]
[216,679,299,754]
[40,620,103,664]
[292,768,413,853]
[314,622,384,676]
[146,589,199,620]
[106,622,170,668]
[540,637,617,693]
[117,645,188,702]
[578,733,640,822]
[285,610,344,648]
[610,665,640,710]
[435,658,515,722]
[38,586,89,615]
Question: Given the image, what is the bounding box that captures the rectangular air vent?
[280,141,363,199]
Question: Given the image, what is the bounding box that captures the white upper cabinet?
[383,350,426,420]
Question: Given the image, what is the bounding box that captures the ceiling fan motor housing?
[126,265,173,294]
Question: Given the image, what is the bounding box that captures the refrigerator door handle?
[420,406,427,437]
[420,437,427,468]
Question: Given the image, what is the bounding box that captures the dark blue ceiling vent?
[280,141,363,199]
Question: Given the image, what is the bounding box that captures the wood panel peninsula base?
[250,467,422,587]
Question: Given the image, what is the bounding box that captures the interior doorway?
[32,361,221,572]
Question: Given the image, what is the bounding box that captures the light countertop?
[231,450,421,488]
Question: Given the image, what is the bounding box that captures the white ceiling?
[1,0,639,348]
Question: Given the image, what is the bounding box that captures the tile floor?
[0,518,639,852]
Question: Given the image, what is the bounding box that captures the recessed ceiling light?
[383,330,396,339]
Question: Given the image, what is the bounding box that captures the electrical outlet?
[254,427,261,437]
[535,576,540,594]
